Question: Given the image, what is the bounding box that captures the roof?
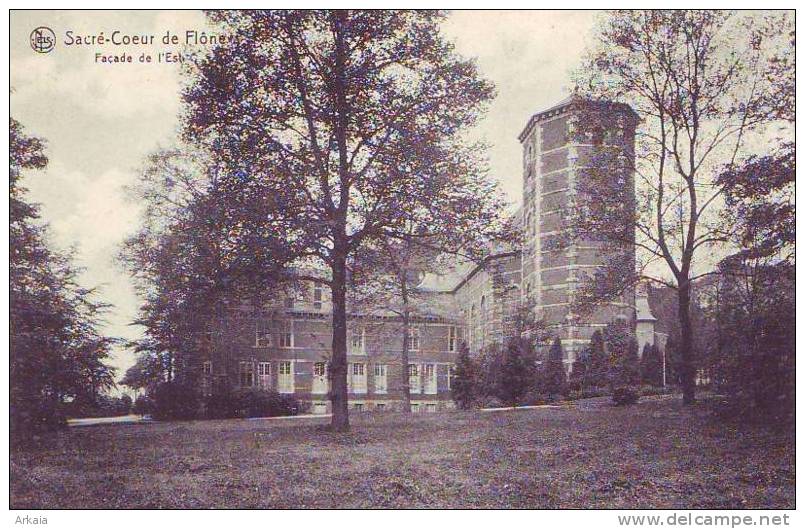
[635,292,657,322]
[517,96,639,143]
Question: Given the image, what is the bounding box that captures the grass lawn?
[10,395,794,509]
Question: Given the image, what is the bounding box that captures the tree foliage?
[497,335,537,406]
[567,331,611,394]
[571,10,794,405]
[604,319,641,402]
[180,10,507,430]
[450,342,478,410]
[119,148,293,393]
[543,337,567,399]
[10,118,116,437]
[640,343,664,387]
[704,258,794,423]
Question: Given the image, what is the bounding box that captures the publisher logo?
[30,27,56,54]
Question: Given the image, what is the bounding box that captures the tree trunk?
[329,10,351,431]
[329,248,350,431]
[677,278,696,405]
[399,277,412,412]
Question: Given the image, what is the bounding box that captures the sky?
[10,10,601,380]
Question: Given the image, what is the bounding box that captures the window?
[423,363,437,394]
[258,362,271,389]
[201,361,213,396]
[353,403,364,412]
[312,362,328,394]
[408,363,421,394]
[448,326,458,352]
[590,126,605,145]
[448,364,455,391]
[348,362,367,394]
[285,286,307,309]
[278,361,294,393]
[239,361,255,387]
[349,327,365,354]
[375,403,386,411]
[426,404,437,413]
[314,362,327,376]
[254,321,272,348]
[411,403,420,413]
[408,327,420,351]
[373,364,387,394]
[312,402,327,415]
[279,320,294,348]
[313,284,324,309]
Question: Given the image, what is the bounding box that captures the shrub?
[567,357,587,393]
[12,397,68,439]
[640,343,664,387]
[65,393,133,418]
[612,387,639,406]
[451,342,478,409]
[204,389,300,419]
[587,330,609,387]
[605,320,641,406]
[479,396,504,409]
[151,380,200,421]
[133,394,155,416]
[543,337,567,400]
[204,392,238,419]
[498,337,536,406]
[638,385,672,398]
[521,390,547,406]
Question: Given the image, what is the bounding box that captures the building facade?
[202,286,462,414]
[203,97,658,412]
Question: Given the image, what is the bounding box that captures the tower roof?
[517,96,638,143]
[635,293,657,322]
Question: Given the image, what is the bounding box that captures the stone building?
[203,97,659,413]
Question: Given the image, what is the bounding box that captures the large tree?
[571,10,793,404]
[10,118,116,435]
[703,256,794,423]
[182,10,506,430]
[120,148,296,390]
